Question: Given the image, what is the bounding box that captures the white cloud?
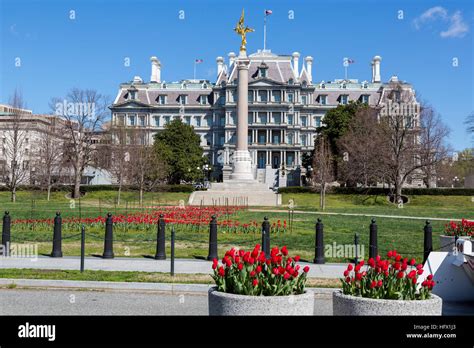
[440,11,469,38]
[413,6,469,38]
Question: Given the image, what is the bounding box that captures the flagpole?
[193,61,196,80]
[263,13,267,51]
[345,65,348,80]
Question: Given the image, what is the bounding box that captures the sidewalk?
[0,256,346,279]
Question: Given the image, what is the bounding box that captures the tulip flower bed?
[10,206,288,238]
[211,245,310,296]
[341,250,434,300]
[444,218,474,237]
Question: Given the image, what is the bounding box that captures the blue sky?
[1,0,472,150]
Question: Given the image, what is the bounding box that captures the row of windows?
[222,91,370,105]
[217,131,312,147]
[116,115,205,127]
[127,91,209,105]
[116,113,322,128]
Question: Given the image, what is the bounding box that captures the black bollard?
[80,224,85,272]
[369,218,378,259]
[262,216,270,257]
[155,214,166,260]
[314,218,325,264]
[423,220,433,263]
[51,212,63,258]
[354,233,359,264]
[102,212,114,259]
[170,227,175,276]
[207,215,218,261]
[1,211,11,255]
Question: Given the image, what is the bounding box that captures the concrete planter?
[439,235,456,252]
[333,290,442,316]
[208,287,314,316]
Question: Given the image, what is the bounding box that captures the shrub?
[211,245,309,296]
[279,186,474,196]
[341,250,434,300]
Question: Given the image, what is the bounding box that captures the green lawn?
[1,190,472,264]
[0,268,340,288]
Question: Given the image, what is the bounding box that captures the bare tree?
[338,107,389,187]
[312,134,334,210]
[418,106,451,188]
[466,111,474,142]
[32,121,65,201]
[379,84,450,202]
[125,129,165,205]
[51,88,109,198]
[1,90,30,202]
[109,126,130,206]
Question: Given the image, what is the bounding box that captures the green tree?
[318,102,364,156]
[154,119,205,184]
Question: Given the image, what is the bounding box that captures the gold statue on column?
[234,9,254,51]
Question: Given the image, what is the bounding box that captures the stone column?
[230,50,253,180]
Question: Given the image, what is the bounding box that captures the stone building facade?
[110,50,420,187]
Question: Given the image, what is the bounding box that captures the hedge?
[278,186,474,196]
[0,184,195,193]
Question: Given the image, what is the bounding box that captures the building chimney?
[150,56,161,83]
[228,52,236,68]
[371,55,382,83]
[216,56,224,77]
[292,52,300,78]
[305,56,313,83]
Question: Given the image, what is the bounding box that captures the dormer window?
[320,81,326,89]
[258,62,268,78]
[157,95,166,105]
[342,83,347,89]
[319,95,327,105]
[202,83,208,89]
[199,95,208,105]
[288,78,294,85]
[161,82,167,89]
[360,95,370,104]
[302,80,308,88]
[128,86,138,100]
[339,94,349,105]
[363,82,368,89]
[178,95,187,105]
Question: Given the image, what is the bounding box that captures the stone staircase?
[188,180,281,206]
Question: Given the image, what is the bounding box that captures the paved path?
[0,256,347,279]
[0,287,333,316]
[0,286,471,315]
[249,209,465,222]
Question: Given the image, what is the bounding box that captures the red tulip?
[256,265,262,274]
[410,258,416,266]
[370,280,376,289]
[343,270,349,277]
[303,266,310,273]
[294,255,300,262]
[218,266,225,277]
[427,274,433,280]
[252,279,259,287]
[397,271,405,279]
[377,280,383,287]
[237,263,243,271]
[281,246,288,256]
[347,264,353,271]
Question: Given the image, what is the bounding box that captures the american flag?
[195,59,203,63]
[347,58,355,64]
[265,9,272,15]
